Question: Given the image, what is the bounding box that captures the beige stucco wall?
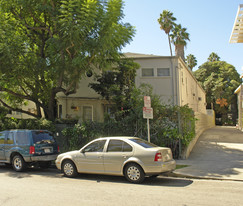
[177,58,207,114]
[235,84,243,130]
[56,71,108,122]
[132,55,207,114]
[134,56,177,105]
[181,110,215,159]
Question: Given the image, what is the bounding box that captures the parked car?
[55,137,176,183]
[0,130,59,171]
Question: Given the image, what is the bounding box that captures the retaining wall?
[181,110,215,159]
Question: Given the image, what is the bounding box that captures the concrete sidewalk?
[173,126,243,181]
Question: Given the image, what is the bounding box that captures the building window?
[142,68,154,77]
[83,106,93,121]
[157,68,170,76]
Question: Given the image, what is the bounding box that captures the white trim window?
[83,106,93,121]
[157,68,170,76]
[142,68,154,77]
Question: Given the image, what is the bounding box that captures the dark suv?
[0,130,59,171]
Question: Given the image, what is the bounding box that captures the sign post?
[143,96,153,142]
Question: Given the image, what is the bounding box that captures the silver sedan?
[55,137,176,183]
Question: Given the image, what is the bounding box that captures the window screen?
[157,68,170,76]
[142,68,154,77]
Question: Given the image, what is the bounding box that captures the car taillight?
[29,146,35,154]
[154,152,162,161]
[58,146,60,153]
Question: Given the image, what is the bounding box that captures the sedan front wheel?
[62,160,78,178]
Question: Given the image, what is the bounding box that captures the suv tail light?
[154,152,162,161]
[58,146,60,153]
[29,146,35,154]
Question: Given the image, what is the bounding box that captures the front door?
[75,140,106,173]
[103,140,133,174]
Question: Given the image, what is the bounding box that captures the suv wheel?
[12,155,26,172]
[124,163,145,184]
[62,160,78,178]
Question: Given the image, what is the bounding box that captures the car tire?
[12,155,26,172]
[124,163,145,184]
[62,160,78,178]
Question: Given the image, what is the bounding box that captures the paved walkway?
[173,126,243,181]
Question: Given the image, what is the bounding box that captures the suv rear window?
[130,138,158,148]
[32,131,54,144]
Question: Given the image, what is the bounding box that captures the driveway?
[174,126,243,181]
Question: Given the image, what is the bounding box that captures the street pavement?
[173,126,243,181]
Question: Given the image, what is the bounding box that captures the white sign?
[144,96,151,108]
[143,107,153,119]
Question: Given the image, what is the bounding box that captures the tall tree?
[89,59,139,111]
[194,61,241,124]
[158,10,176,56]
[185,54,197,70]
[0,0,135,120]
[208,52,221,62]
[170,24,190,61]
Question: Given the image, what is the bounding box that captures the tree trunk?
[175,44,185,61]
[168,34,173,56]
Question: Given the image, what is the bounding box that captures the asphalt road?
[0,165,243,206]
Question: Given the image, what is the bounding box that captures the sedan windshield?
[130,138,158,148]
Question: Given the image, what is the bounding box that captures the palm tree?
[170,24,190,61]
[208,52,220,62]
[185,54,197,70]
[158,10,177,56]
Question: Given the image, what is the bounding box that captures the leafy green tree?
[0,0,135,120]
[170,24,190,60]
[158,10,177,56]
[208,52,221,62]
[89,59,140,111]
[185,54,197,70]
[194,60,241,124]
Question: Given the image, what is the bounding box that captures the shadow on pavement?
[176,126,243,180]
[0,164,193,187]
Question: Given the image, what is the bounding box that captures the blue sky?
[121,0,243,74]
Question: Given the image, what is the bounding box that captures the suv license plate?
[44,148,51,153]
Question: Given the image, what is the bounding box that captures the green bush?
[0,117,55,132]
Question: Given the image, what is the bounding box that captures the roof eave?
[230,4,243,43]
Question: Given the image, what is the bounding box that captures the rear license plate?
[44,148,51,153]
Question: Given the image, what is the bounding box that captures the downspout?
[169,57,175,105]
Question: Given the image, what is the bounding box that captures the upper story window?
[142,68,154,77]
[157,68,170,76]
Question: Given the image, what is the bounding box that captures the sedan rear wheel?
[124,163,145,184]
[62,160,78,178]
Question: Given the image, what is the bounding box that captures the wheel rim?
[63,163,74,176]
[127,166,140,181]
[13,157,22,170]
